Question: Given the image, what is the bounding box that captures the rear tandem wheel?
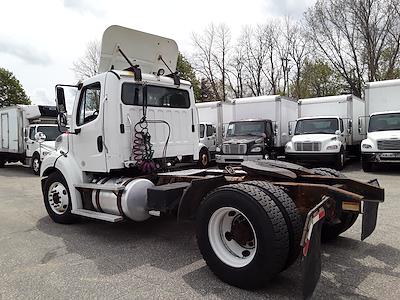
[196,183,290,289]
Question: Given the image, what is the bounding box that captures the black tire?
[31,153,41,175]
[0,158,5,168]
[312,167,345,178]
[334,148,345,170]
[362,159,373,172]
[196,183,289,289]
[245,181,302,269]
[43,171,77,224]
[198,148,210,168]
[312,168,359,241]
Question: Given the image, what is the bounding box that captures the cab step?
[72,208,124,222]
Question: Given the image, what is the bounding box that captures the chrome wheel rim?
[208,207,257,268]
[48,182,69,215]
[201,153,208,166]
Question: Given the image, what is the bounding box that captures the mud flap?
[301,200,327,300]
[361,179,381,241]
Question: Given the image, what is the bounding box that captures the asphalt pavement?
[0,162,399,299]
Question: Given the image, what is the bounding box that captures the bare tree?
[192,24,232,101]
[306,0,400,97]
[72,40,101,81]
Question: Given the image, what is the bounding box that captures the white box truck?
[360,79,400,171]
[285,95,365,170]
[197,96,297,166]
[196,102,221,167]
[0,105,61,174]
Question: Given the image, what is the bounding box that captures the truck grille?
[223,144,247,154]
[294,142,321,151]
[377,139,400,150]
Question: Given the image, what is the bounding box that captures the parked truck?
[285,95,365,170]
[0,105,61,174]
[360,79,400,171]
[197,96,297,166]
[40,25,384,299]
[196,102,221,167]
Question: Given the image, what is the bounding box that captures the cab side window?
[29,127,35,140]
[77,82,101,126]
[340,119,344,133]
[206,125,214,137]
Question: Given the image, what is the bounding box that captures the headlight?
[326,145,339,150]
[285,144,292,150]
[250,146,262,153]
[216,146,221,153]
[362,144,372,149]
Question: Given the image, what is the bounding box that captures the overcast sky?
[0,0,315,107]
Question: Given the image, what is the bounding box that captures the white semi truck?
[197,96,298,166]
[39,25,384,298]
[361,79,400,171]
[285,95,365,170]
[0,105,61,174]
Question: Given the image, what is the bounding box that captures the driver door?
[71,81,106,172]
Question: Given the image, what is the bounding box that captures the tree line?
[190,0,400,101]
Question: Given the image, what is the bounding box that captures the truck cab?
[285,116,348,170]
[25,124,61,174]
[198,122,217,167]
[361,111,400,171]
[215,119,274,166]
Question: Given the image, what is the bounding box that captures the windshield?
[37,126,62,141]
[295,118,339,135]
[368,113,400,132]
[226,121,265,137]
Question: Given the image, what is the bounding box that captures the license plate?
[380,153,400,158]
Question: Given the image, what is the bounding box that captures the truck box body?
[365,79,400,115]
[298,95,365,145]
[0,106,24,153]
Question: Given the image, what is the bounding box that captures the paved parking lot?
[0,162,399,299]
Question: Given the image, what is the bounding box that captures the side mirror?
[56,87,66,113]
[57,113,68,133]
[34,132,46,143]
[335,130,341,136]
[348,120,353,134]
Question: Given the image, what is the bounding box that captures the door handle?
[97,136,103,152]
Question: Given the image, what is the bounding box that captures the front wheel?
[43,172,77,224]
[31,153,41,175]
[198,148,210,168]
[334,148,345,170]
[196,183,289,289]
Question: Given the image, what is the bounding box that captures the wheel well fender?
[177,176,227,222]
